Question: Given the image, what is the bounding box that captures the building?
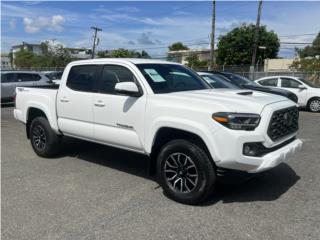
[264,58,294,72]
[1,53,12,70]
[167,48,211,65]
[67,48,92,59]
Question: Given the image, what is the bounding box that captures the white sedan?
[255,76,320,112]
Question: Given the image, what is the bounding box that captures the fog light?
[243,143,258,156]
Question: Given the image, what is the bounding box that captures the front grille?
[268,107,299,141]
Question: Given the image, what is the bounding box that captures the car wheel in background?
[308,98,320,112]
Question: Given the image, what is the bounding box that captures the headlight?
[212,112,260,130]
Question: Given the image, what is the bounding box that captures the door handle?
[94,100,105,107]
[60,97,69,103]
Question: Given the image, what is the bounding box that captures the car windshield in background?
[298,78,320,88]
[136,64,210,93]
[222,72,258,87]
[201,74,239,89]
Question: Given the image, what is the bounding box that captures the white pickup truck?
[14,59,303,204]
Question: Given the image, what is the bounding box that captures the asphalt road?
[1,106,320,240]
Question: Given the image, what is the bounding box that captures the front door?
[93,64,146,152]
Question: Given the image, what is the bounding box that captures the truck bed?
[14,86,60,133]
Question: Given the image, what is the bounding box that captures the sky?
[1,1,320,58]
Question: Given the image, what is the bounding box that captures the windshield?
[221,72,258,87]
[298,78,320,88]
[201,74,239,89]
[136,64,210,93]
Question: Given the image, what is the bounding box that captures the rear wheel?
[308,98,320,112]
[157,139,216,205]
[29,117,61,157]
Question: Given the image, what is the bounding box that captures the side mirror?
[298,85,307,90]
[115,82,142,97]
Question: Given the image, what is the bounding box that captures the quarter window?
[281,78,301,88]
[67,65,97,92]
[99,65,136,94]
[259,78,278,87]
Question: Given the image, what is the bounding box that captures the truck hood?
[162,89,289,114]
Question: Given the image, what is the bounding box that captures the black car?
[205,71,298,103]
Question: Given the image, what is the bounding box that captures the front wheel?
[157,139,216,205]
[29,117,61,157]
[308,98,320,112]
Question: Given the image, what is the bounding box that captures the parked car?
[255,76,320,112]
[205,71,298,104]
[14,59,302,204]
[197,72,239,89]
[1,71,52,102]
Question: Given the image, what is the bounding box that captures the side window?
[1,73,16,83]
[17,73,33,82]
[31,74,41,81]
[259,78,278,87]
[67,65,97,92]
[99,65,135,94]
[281,78,301,88]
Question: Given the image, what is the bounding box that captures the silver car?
[1,71,52,102]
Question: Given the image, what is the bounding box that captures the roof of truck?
[70,58,180,65]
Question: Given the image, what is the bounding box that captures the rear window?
[67,65,97,92]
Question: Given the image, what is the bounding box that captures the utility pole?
[250,0,263,77]
[91,26,102,59]
[209,0,216,71]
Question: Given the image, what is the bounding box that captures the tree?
[14,41,71,68]
[216,24,280,65]
[14,49,36,68]
[97,48,151,58]
[296,32,320,58]
[291,33,320,72]
[168,42,189,51]
[185,54,208,69]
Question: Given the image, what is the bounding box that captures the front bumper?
[247,139,302,173]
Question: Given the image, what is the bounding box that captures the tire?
[29,117,61,157]
[308,98,320,112]
[156,139,216,205]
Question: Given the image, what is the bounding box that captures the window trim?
[96,64,144,96]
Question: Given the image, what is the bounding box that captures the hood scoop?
[237,91,253,96]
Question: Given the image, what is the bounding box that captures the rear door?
[1,73,17,99]
[57,65,98,139]
[92,64,146,152]
[280,77,307,105]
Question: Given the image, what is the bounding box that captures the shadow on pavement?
[203,163,300,205]
[57,137,153,180]
[56,137,300,205]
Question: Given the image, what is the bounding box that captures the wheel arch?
[148,127,216,175]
